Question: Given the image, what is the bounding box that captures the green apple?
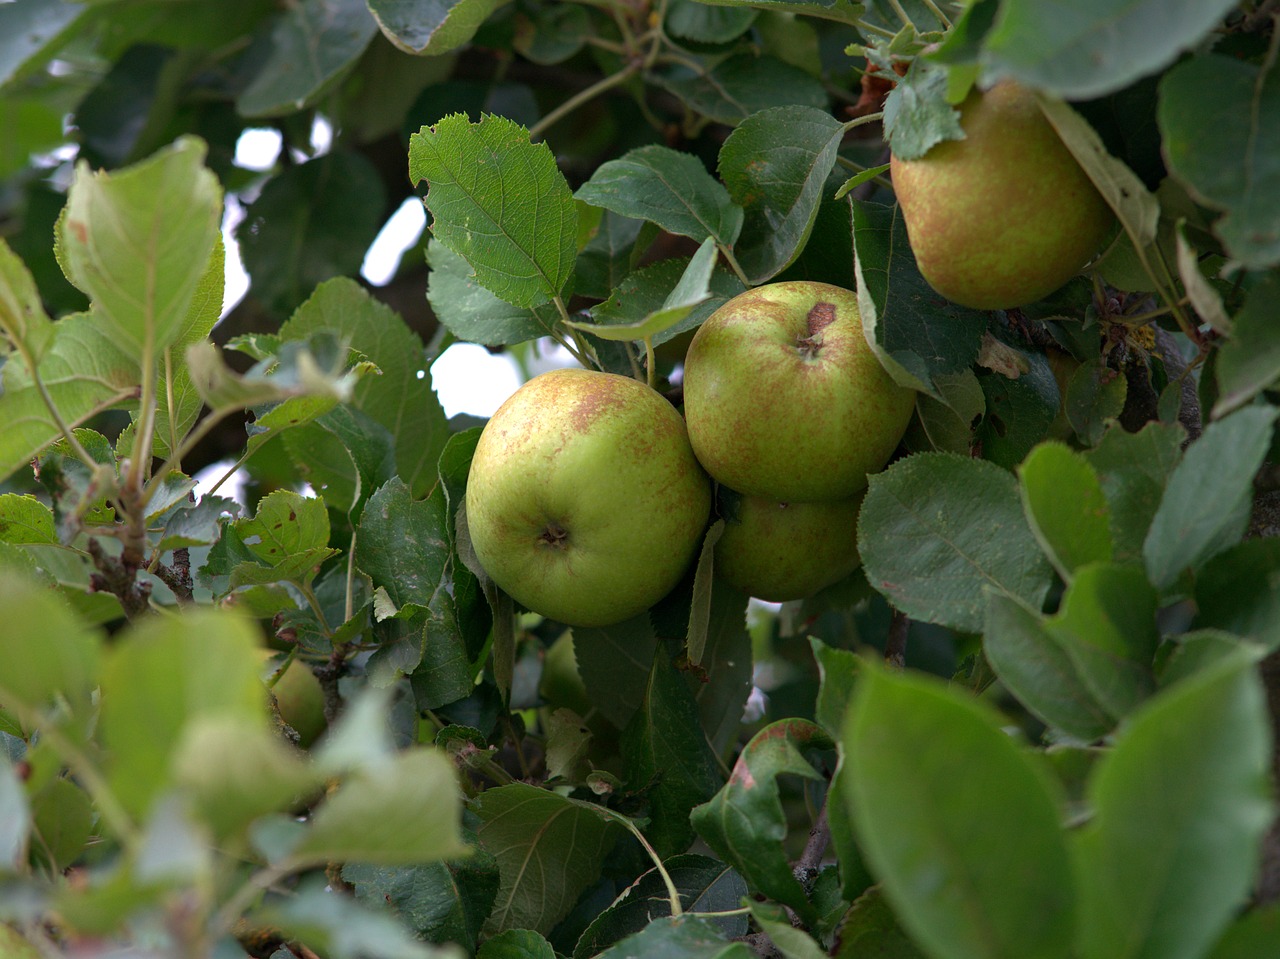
[260,650,326,747]
[539,631,591,717]
[682,281,914,502]
[466,368,712,627]
[715,488,865,602]
[891,80,1115,309]
[0,925,40,959]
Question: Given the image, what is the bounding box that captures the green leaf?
[1073,651,1273,959]
[576,146,743,249]
[369,0,502,55]
[1159,52,1280,270]
[567,238,718,343]
[594,915,755,959]
[59,137,221,358]
[172,716,319,841]
[842,663,1075,959]
[356,477,451,618]
[0,571,101,724]
[28,775,94,873]
[410,114,577,308]
[477,929,555,959]
[99,608,266,820]
[282,403,398,519]
[718,105,844,284]
[858,452,1055,633]
[0,236,53,363]
[834,886,930,959]
[691,586,753,756]
[281,278,449,499]
[981,0,1237,100]
[812,638,860,740]
[0,311,138,483]
[1192,538,1280,650]
[985,563,1159,740]
[691,720,832,923]
[690,0,865,23]
[237,0,378,117]
[574,854,748,959]
[1206,904,1280,959]
[1214,269,1280,416]
[750,901,828,959]
[621,649,724,859]
[1018,441,1112,579]
[0,0,86,90]
[0,494,56,545]
[1143,406,1279,592]
[882,58,964,162]
[666,0,757,43]
[586,256,745,348]
[229,489,339,590]
[473,783,625,936]
[293,748,468,867]
[656,54,827,126]
[251,879,453,959]
[1083,420,1184,565]
[515,2,590,64]
[575,614,660,730]
[1035,94,1158,254]
[345,843,500,950]
[851,201,988,397]
[1065,359,1127,448]
[238,151,387,315]
[426,240,560,347]
[139,235,226,460]
[973,360,1059,470]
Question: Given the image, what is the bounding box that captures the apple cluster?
[683,281,915,602]
[464,280,915,627]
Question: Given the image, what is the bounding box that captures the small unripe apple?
[466,368,712,627]
[260,651,326,747]
[682,281,914,502]
[0,925,41,959]
[890,80,1115,309]
[714,489,865,602]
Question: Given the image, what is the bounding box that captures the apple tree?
[1,1,1279,958]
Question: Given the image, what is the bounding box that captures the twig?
[886,609,909,668]
[793,802,831,891]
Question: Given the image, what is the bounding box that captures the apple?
[681,281,915,502]
[0,925,40,959]
[539,631,592,717]
[260,650,326,747]
[890,80,1115,309]
[714,488,865,603]
[466,368,712,627]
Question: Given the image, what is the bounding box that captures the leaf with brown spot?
[690,719,833,922]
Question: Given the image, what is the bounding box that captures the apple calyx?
[796,300,837,360]
[538,523,571,550]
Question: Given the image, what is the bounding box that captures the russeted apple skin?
[715,489,865,603]
[682,281,915,502]
[890,81,1115,310]
[466,368,712,628]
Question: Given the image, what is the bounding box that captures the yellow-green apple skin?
[466,368,712,628]
[715,489,864,602]
[0,925,41,959]
[890,81,1115,310]
[260,651,326,747]
[682,281,914,502]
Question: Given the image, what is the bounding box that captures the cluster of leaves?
[2,1,1280,959]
